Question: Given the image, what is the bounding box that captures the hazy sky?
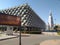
[0,0,60,24]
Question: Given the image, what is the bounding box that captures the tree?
[54,26,58,31]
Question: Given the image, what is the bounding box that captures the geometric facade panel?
[0,4,46,29]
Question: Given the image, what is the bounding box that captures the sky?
[0,0,60,25]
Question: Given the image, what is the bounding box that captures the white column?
[6,26,13,35]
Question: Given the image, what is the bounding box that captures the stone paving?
[0,34,17,41]
[40,40,60,45]
[42,32,60,36]
[0,33,30,41]
[0,32,60,45]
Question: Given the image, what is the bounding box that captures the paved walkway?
[42,32,60,36]
[0,33,30,41]
[21,34,60,45]
[0,32,60,45]
[40,40,60,45]
[0,33,60,45]
[0,32,60,41]
[0,34,17,41]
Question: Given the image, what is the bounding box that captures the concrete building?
[0,4,46,32]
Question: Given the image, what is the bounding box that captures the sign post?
[19,27,21,45]
[0,13,21,45]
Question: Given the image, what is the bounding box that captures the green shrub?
[57,31,60,35]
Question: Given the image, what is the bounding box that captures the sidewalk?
[0,34,17,41]
[13,33,30,37]
[40,40,60,45]
[42,32,60,36]
[0,33,30,41]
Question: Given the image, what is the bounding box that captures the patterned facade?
[0,4,46,31]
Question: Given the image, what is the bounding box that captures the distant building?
[48,11,54,30]
[0,4,46,32]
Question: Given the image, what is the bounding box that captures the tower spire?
[49,10,52,16]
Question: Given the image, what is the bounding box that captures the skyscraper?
[48,11,54,30]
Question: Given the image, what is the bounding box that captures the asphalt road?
[0,34,60,45]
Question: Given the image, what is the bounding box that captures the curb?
[0,34,30,41]
[0,36,17,41]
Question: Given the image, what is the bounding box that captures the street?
[0,34,60,45]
